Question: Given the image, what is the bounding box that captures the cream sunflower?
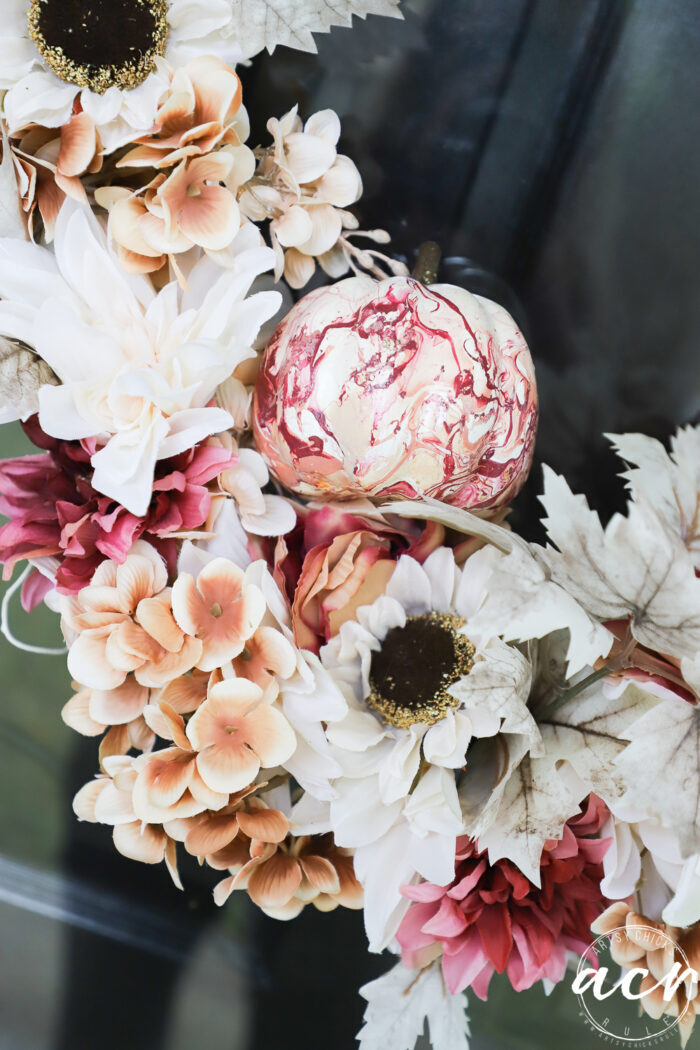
[0,0,245,152]
[292,546,543,950]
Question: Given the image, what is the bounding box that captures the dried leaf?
[0,124,26,240]
[466,681,655,882]
[0,336,59,423]
[540,466,700,662]
[232,0,403,58]
[609,426,700,565]
[358,961,469,1050]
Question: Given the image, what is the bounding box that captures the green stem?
[544,664,613,716]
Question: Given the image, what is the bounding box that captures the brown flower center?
[367,613,475,729]
[28,0,169,94]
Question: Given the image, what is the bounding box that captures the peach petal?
[73,778,108,822]
[89,679,149,726]
[186,680,263,749]
[128,716,155,753]
[116,552,166,610]
[177,185,240,251]
[94,781,136,825]
[243,704,296,768]
[297,203,343,256]
[236,807,289,844]
[62,690,106,736]
[195,739,261,795]
[134,636,202,688]
[213,874,237,906]
[188,765,229,811]
[139,750,195,808]
[164,837,183,889]
[58,112,96,176]
[156,673,208,714]
[135,594,184,652]
[113,821,167,864]
[68,633,125,691]
[99,724,130,767]
[247,853,302,909]
[207,835,252,871]
[299,855,340,895]
[331,852,364,909]
[261,898,306,920]
[185,813,239,856]
[283,248,316,289]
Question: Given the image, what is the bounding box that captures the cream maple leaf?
[539,466,700,662]
[615,661,700,857]
[231,0,403,57]
[462,679,655,883]
[358,960,469,1050]
[609,426,700,565]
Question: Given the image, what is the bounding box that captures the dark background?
[1,1,699,1047]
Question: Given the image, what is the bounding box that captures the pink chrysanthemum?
[396,795,612,999]
[0,417,234,608]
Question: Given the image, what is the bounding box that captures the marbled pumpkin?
[253,275,538,509]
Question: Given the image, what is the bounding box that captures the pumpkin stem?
[412,241,441,285]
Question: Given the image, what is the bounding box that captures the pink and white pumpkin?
[253,275,538,510]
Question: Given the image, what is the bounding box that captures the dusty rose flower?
[397,796,612,999]
[9,111,102,240]
[171,557,265,671]
[0,416,234,608]
[239,106,404,289]
[185,678,296,793]
[592,902,700,1048]
[258,502,445,653]
[63,541,202,692]
[213,830,363,919]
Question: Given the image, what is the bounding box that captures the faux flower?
[171,557,266,671]
[213,830,363,920]
[9,111,102,240]
[267,500,446,653]
[97,57,254,273]
[600,798,700,928]
[185,677,296,792]
[592,902,700,1048]
[0,204,280,515]
[0,416,235,605]
[397,796,611,999]
[0,1,246,153]
[239,106,404,288]
[73,753,182,885]
[295,547,542,949]
[63,540,201,692]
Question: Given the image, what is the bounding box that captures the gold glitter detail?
[367,612,475,730]
[27,0,169,95]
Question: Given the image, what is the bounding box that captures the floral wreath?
[0,3,699,1048]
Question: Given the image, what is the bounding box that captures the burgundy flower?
[396,796,613,1000]
[0,417,234,608]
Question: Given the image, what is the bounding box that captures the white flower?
[0,203,280,516]
[293,546,540,949]
[0,0,246,153]
[601,799,700,928]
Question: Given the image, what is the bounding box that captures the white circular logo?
[573,924,697,1046]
